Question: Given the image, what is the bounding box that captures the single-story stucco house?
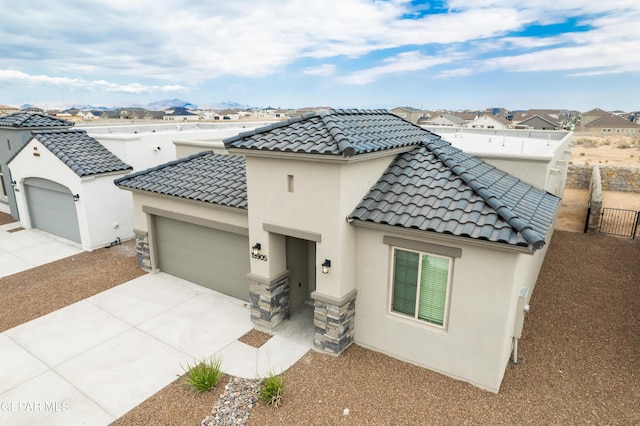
[115,109,561,393]
[0,112,75,219]
[8,129,134,249]
[6,121,270,250]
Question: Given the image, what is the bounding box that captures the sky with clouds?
[1,0,638,111]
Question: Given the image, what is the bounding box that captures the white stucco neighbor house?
[0,112,75,219]
[8,129,133,250]
[80,121,275,164]
[467,114,511,129]
[6,122,273,250]
[423,126,573,198]
[115,109,563,393]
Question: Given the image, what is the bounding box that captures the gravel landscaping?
[0,227,145,333]
[1,210,638,425]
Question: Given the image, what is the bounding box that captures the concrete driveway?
[0,230,310,425]
[0,221,84,278]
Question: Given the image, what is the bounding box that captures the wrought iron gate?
[599,208,640,239]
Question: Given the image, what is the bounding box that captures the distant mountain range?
[143,98,198,110]
[141,98,252,111]
[21,98,253,111]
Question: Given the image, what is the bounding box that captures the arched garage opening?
[24,177,81,243]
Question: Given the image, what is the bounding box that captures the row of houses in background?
[2,104,640,133]
[391,106,640,133]
[54,107,250,122]
[0,105,325,123]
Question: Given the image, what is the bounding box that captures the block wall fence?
[566,165,640,193]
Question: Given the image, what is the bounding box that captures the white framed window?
[389,247,453,328]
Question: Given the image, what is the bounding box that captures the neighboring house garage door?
[24,178,81,243]
[154,216,250,301]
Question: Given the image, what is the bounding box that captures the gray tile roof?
[224,109,436,157]
[117,109,559,251]
[0,111,74,128]
[349,139,560,250]
[17,129,132,177]
[114,152,247,210]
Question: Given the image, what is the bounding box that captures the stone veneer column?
[312,289,357,355]
[587,165,603,232]
[248,272,290,330]
[134,230,151,271]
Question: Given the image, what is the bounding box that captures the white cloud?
[338,51,453,84]
[303,64,336,76]
[474,7,640,75]
[0,69,187,94]
[0,0,638,90]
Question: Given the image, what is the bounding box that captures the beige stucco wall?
[479,150,570,198]
[483,156,550,189]
[352,225,529,393]
[130,192,248,235]
[244,153,395,300]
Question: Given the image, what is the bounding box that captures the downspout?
[511,287,530,364]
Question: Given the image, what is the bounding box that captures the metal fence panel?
[599,208,639,239]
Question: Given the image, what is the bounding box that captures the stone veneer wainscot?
[312,290,356,355]
[134,230,151,271]
[248,272,290,330]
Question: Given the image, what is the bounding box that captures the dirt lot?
[556,189,640,233]
[570,133,640,167]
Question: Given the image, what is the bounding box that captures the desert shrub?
[576,138,597,148]
[618,143,631,149]
[580,152,585,156]
[260,370,284,407]
[181,357,224,392]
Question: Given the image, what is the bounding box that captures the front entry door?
[286,236,316,310]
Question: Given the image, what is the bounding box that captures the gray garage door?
[24,178,81,243]
[154,216,250,301]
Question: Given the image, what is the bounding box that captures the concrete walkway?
[1,264,310,425]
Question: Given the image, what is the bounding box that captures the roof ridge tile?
[423,140,549,250]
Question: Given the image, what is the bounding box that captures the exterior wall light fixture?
[251,243,267,261]
[73,194,80,202]
[322,259,331,274]
[10,180,16,188]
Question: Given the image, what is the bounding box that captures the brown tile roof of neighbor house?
[224,109,436,157]
[0,111,75,128]
[515,114,559,127]
[11,129,132,177]
[583,114,640,128]
[114,152,247,210]
[349,138,560,250]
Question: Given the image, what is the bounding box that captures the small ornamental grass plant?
[181,356,224,393]
[260,370,284,407]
